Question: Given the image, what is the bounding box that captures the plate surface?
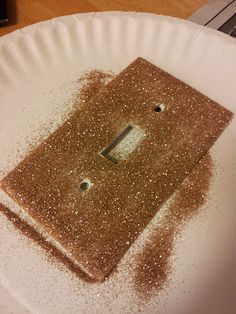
[0,12,236,314]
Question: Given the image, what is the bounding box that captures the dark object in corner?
[219,13,236,38]
[0,0,8,25]
[189,0,236,38]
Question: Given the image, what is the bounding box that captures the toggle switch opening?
[100,124,145,164]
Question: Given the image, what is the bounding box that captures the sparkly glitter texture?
[0,203,95,283]
[1,58,233,281]
[134,153,212,298]
[0,71,112,283]
[77,70,114,106]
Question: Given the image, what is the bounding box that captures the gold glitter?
[0,203,95,283]
[76,69,114,106]
[0,70,112,282]
[1,58,233,282]
[134,153,212,298]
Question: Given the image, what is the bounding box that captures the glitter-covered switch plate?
[0,12,236,314]
[1,57,233,281]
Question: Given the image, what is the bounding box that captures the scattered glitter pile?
[133,153,213,298]
[0,203,94,283]
[77,70,114,104]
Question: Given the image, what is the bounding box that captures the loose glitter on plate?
[0,57,233,282]
[133,153,213,298]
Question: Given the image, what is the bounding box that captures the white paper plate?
[0,12,236,314]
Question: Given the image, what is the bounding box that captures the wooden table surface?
[0,0,207,37]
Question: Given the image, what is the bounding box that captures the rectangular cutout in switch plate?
[101,124,145,163]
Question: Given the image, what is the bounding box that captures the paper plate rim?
[1,11,236,47]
